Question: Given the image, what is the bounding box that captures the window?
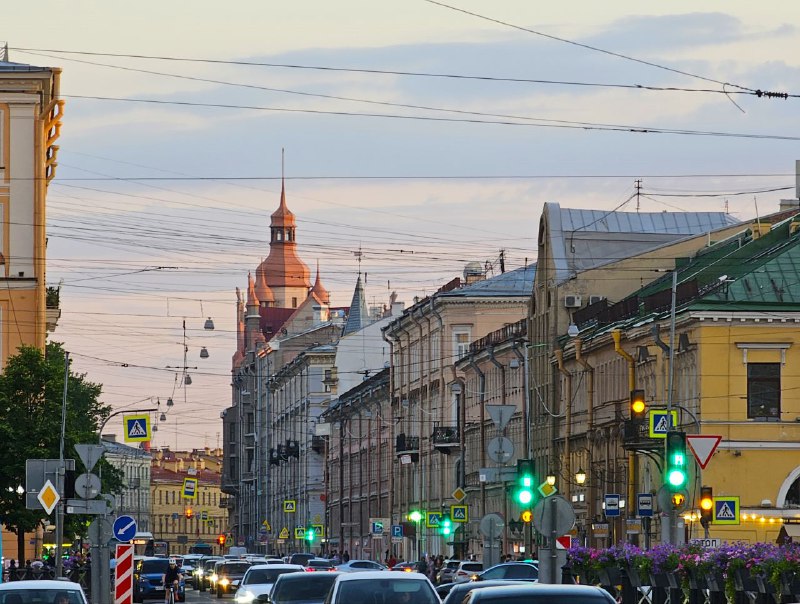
[292,297,298,308]
[430,330,441,370]
[453,329,471,361]
[747,363,780,420]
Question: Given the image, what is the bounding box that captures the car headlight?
[235,590,255,604]
[211,574,218,582]
[219,578,230,587]
[196,569,204,576]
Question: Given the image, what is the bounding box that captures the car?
[462,583,617,604]
[289,553,315,567]
[0,579,89,604]
[304,558,335,572]
[325,570,439,604]
[216,560,252,598]
[391,562,418,573]
[233,564,305,604]
[198,557,223,591]
[441,580,530,604]
[133,557,186,602]
[437,560,461,584]
[333,559,388,573]
[210,560,226,593]
[182,555,203,587]
[268,570,341,604]
[476,562,539,582]
[453,561,484,583]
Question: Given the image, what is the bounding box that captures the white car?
[326,571,439,604]
[0,580,89,604]
[332,559,388,573]
[234,563,304,604]
[453,561,484,583]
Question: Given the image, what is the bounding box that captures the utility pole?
[55,351,69,578]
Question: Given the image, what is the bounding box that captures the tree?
[0,342,123,561]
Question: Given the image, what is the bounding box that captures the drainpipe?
[511,343,531,460]
[574,339,594,544]
[467,357,487,521]
[381,327,398,549]
[487,346,507,406]
[554,349,572,500]
[612,329,637,541]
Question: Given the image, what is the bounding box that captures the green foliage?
[46,286,60,309]
[0,342,122,541]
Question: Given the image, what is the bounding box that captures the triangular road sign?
[486,405,516,432]
[687,435,722,469]
[74,444,104,473]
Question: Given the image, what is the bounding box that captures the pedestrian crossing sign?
[426,511,442,528]
[284,500,296,513]
[123,414,151,442]
[648,410,678,438]
[451,505,468,523]
[713,496,740,525]
[312,524,324,537]
[294,527,305,539]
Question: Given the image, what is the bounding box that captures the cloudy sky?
[6,1,800,448]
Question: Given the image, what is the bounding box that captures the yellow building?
[555,209,800,544]
[150,448,228,555]
[0,51,63,562]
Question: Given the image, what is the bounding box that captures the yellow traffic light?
[630,389,646,420]
[521,510,532,523]
[671,492,686,507]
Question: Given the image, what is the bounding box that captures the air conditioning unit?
[564,295,582,308]
[588,295,605,305]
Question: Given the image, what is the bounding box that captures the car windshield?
[0,590,84,604]
[243,568,299,584]
[272,575,338,602]
[222,563,250,575]
[337,579,438,604]
[462,564,483,572]
[140,560,169,574]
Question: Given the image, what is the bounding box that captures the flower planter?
[650,572,680,590]
[624,567,646,588]
[733,567,759,593]
[706,571,726,592]
[686,568,707,590]
[597,567,622,587]
[781,572,800,598]
[754,575,775,595]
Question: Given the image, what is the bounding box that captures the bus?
[189,542,213,556]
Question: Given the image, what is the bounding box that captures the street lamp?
[546,473,556,487]
[575,469,587,485]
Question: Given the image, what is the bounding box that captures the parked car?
[0,580,88,604]
[475,562,539,582]
[132,557,186,602]
[215,560,252,598]
[234,564,305,604]
[305,558,335,572]
[325,571,439,604]
[453,561,484,583]
[268,570,341,604]
[391,562,418,573]
[441,580,530,604]
[437,560,461,584]
[462,583,617,604]
[197,557,222,591]
[333,560,388,573]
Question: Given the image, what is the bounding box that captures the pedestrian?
[8,559,17,581]
[342,550,350,563]
[416,555,428,575]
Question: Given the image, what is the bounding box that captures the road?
[186,585,234,604]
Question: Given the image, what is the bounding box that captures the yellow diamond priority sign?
[38,479,60,515]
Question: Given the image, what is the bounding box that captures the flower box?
[733,567,759,593]
[706,571,726,592]
[597,567,622,587]
[650,572,679,589]
[686,568,707,590]
[754,574,775,595]
[624,566,646,588]
[781,572,800,598]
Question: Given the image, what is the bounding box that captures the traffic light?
[700,486,713,525]
[408,510,423,523]
[185,507,194,519]
[521,510,532,523]
[515,459,536,505]
[630,389,646,421]
[306,527,315,542]
[665,431,688,489]
[217,534,226,546]
[439,516,452,537]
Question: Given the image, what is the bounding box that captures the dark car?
[268,570,341,604]
[289,553,315,567]
[462,583,617,604]
[441,580,529,604]
[133,557,186,602]
[216,561,252,598]
[199,557,223,592]
[476,562,539,582]
[304,559,335,572]
[391,562,418,573]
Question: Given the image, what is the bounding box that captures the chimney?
[779,159,800,211]
[463,261,485,285]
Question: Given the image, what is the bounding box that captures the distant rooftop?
[440,264,536,298]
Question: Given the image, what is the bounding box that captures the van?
[228,546,248,558]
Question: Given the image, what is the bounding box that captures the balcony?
[432,426,459,453]
[395,433,420,463]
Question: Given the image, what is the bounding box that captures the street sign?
[262,520,271,531]
[648,410,678,438]
[391,525,403,538]
[486,404,517,431]
[284,500,296,513]
[279,527,289,539]
[123,414,151,443]
[182,477,198,500]
[88,517,113,544]
[532,495,576,536]
[425,511,442,528]
[626,519,642,535]
[25,459,75,510]
[452,487,466,502]
[487,437,514,464]
[75,473,102,500]
[479,513,505,539]
[451,505,468,523]
[312,524,324,537]
[592,523,609,538]
[113,515,138,542]
[371,520,385,536]
[294,527,305,539]
[690,538,721,547]
[74,444,105,473]
[38,480,60,515]
[201,510,209,521]
[637,493,654,517]
[538,481,557,498]
[687,435,722,469]
[67,498,111,515]
[604,494,621,517]
[556,536,572,549]
[713,496,740,525]
[115,543,134,604]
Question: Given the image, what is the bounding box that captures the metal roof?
[0,60,49,73]
[440,264,536,298]
[558,207,737,235]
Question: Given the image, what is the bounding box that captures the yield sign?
[687,435,722,469]
[486,405,516,432]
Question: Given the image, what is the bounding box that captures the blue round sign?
[113,515,137,542]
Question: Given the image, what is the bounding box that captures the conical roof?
[342,276,369,335]
[310,261,330,304]
[270,180,296,228]
[254,264,275,304]
[246,273,260,307]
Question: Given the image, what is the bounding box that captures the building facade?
[102,437,152,532]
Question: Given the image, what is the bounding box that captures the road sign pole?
[56,350,70,579]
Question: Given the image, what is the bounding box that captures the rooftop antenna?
[1,42,8,62]
[354,245,363,277]
[635,179,642,212]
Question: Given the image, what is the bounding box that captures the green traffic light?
[517,489,533,505]
[440,517,452,536]
[408,510,423,523]
[667,469,687,488]
[306,528,314,542]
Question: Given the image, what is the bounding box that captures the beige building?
[384,264,535,560]
[150,447,228,554]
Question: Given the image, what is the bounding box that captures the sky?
[5,1,800,449]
